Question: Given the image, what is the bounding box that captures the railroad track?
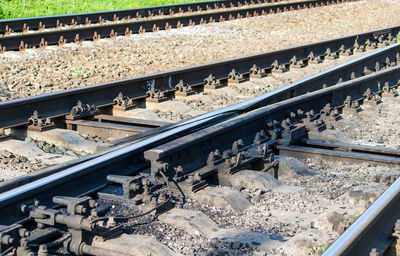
[0,0,317,34]
[0,24,397,183]
[0,26,398,129]
[0,26,398,183]
[324,175,400,255]
[0,23,399,254]
[0,0,258,33]
[0,0,357,52]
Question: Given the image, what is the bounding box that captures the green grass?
[0,0,211,20]
[309,245,326,254]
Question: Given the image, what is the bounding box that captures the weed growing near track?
[309,245,326,254]
[71,70,89,78]
[0,0,210,20]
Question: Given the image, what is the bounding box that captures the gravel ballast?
[96,93,400,256]
[1,0,400,101]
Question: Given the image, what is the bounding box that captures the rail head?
[0,27,398,129]
[323,176,400,255]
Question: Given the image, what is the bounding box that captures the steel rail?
[0,26,398,129]
[277,145,400,167]
[0,52,399,225]
[0,109,236,225]
[0,0,246,33]
[0,0,354,51]
[323,177,400,255]
[143,66,400,176]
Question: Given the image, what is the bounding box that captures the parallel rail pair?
[0,28,400,255]
[1,52,400,255]
[0,0,357,52]
[0,0,268,33]
[0,25,398,130]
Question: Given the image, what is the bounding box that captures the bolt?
[74,205,86,214]
[232,142,239,154]
[38,245,48,256]
[395,219,400,232]
[81,207,87,215]
[297,109,304,115]
[207,152,215,165]
[369,248,381,256]
[91,209,98,218]
[107,217,116,228]
[222,150,231,159]
[1,235,13,245]
[89,199,99,208]
[19,228,30,237]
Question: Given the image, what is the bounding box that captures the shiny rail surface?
[0,26,398,129]
[324,177,400,255]
[0,38,399,256]
[1,48,399,225]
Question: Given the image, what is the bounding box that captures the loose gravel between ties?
[1,1,400,255]
[94,91,400,256]
[1,0,400,102]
